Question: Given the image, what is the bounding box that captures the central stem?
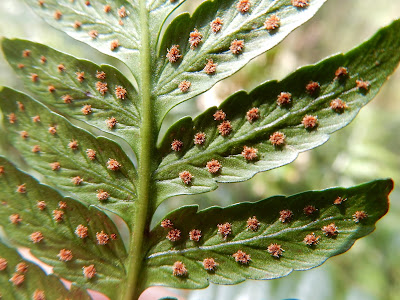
[122,0,154,299]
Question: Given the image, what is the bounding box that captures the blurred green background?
[1,0,399,300]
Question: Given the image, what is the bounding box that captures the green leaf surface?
[0,157,127,299]
[143,179,392,290]
[24,0,141,78]
[154,19,400,205]
[2,38,141,156]
[23,0,188,81]
[0,242,91,300]
[0,87,137,220]
[154,0,328,124]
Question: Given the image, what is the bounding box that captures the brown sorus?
[53,210,64,222]
[217,222,232,239]
[96,71,106,80]
[48,85,56,93]
[48,126,57,135]
[213,109,226,121]
[106,117,117,129]
[166,45,181,63]
[107,158,121,171]
[189,229,202,242]
[110,40,120,51]
[167,228,181,242]
[279,210,293,223]
[76,72,85,82]
[58,201,67,209]
[74,21,82,29]
[306,81,320,95]
[353,211,368,223]
[33,290,46,300]
[57,64,66,72]
[204,59,217,74]
[62,94,73,104]
[81,104,92,115]
[356,79,370,91]
[9,214,22,224]
[179,171,193,185]
[72,176,83,185]
[31,73,39,82]
[20,131,29,139]
[230,39,244,54]
[247,216,260,231]
[264,15,280,31]
[96,81,108,95]
[302,115,318,129]
[218,120,232,136]
[161,219,174,229]
[277,92,292,106]
[22,49,31,57]
[303,233,320,246]
[203,258,218,271]
[179,80,191,92]
[40,56,47,64]
[267,243,284,258]
[17,101,25,111]
[50,161,61,171]
[17,63,25,69]
[115,86,127,99]
[58,249,73,261]
[30,231,44,243]
[334,67,348,80]
[54,10,62,20]
[97,190,110,201]
[88,30,98,39]
[242,146,258,160]
[322,223,338,237]
[292,0,310,8]
[17,183,27,193]
[232,250,251,264]
[206,159,222,174]
[0,257,7,271]
[237,0,251,13]
[171,139,184,151]
[68,139,79,150]
[75,224,88,238]
[86,149,96,160]
[37,201,47,210]
[211,17,223,33]
[118,6,127,18]
[303,205,317,215]
[194,132,206,145]
[104,5,111,13]
[172,261,187,276]
[15,262,28,273]
[96,231,109,245]
[330,98,348,112]
[32,115,41,122]
[189,29,202,49]
[32,145,40,153]
[8,113,17,124]
[246,107,260,123]
[269,131,286,146]
[83,265,96,279]
[333,196,347,205]
[10,273,25,286]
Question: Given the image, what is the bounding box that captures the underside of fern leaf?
[0,0,399,299]
[143,179,392,289]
